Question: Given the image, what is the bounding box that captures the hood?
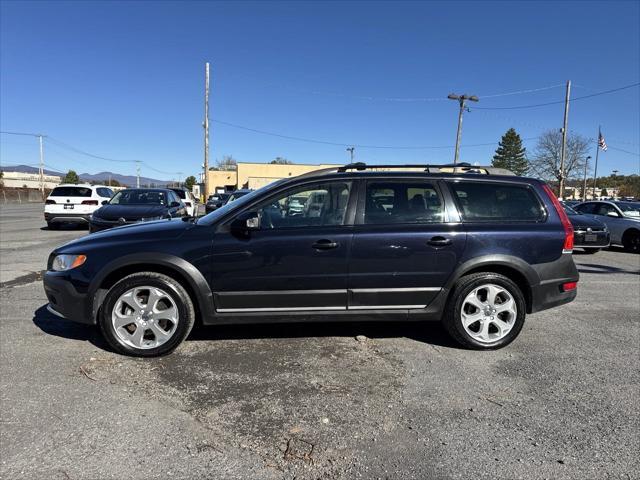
[57,217,193,252]
[94,204,167,221]
[567,213,607,230]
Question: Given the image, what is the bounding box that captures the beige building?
[205,162,342,196]
[0,171,61,189]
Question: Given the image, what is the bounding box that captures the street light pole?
[448,93,479,165]
[612,169,619,199]
[346,147,355,163]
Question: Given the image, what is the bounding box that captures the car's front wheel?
[99,272,195,356]
[443,273,526,349]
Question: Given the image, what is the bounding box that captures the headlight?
[140,216,163,222]
[51,254,87,271]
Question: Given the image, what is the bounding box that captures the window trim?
[220,179,358,231]
[445,179,548,224]
[355,178,448,226]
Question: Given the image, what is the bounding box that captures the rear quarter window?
[450,181,545,222]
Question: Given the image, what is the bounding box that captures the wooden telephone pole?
[558,80,571,199]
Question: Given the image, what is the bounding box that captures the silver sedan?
[574,201,640,252]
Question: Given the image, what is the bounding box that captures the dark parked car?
[44,163,578,357]
[573,201,640,252]
[89,188,187,233]
[205,192,231,213]
[561,202,610,254]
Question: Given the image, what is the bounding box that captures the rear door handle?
[312,239,339,250]
[427,236,452,247]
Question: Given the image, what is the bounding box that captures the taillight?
[45,199,56,204]
[542,183,574,253]
[562,281,578,292]
[81,200,99,205]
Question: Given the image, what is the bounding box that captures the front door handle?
[312,239,339,250]
[427,236,452,247]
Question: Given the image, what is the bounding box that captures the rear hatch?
[45,186,97,214]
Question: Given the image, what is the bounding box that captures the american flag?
[598,131,607,151]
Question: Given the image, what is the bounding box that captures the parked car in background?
[169,187,197,216]
[89,188,187,232]
[573,201,640,252]
[44,162,579,357]
[561,202,610,254]
[205,192,231,213]
[563,200,581,208]
[44,184,114,229]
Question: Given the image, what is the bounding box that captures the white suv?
[169,188,198,216]
[44,184,114,229]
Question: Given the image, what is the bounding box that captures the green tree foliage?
[270,157,292,165]
[184,175,197,190]
[491,128,528,175]
[62,170,80,184]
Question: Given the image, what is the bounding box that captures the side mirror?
[101,200,108,205]
[170,201,181,208]
[607,211,619,218]
[230,211,260,236]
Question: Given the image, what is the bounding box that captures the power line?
[608,146,640,157]
[470,82,639,110]
[213,119,540,150]
[0,130,44,137]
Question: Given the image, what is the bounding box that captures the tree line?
[490,128,638,198]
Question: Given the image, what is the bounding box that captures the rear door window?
[364,181,444,224]
[49,187,92,197]
[450,181,544,221]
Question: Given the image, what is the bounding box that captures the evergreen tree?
[62,170,80,184]
[184,175,197,190]
[600,188,608,198]
[492,128,528,175]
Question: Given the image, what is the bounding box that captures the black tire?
[47,222,59,230]
[582,248,599,254]
[99,272,195,357]
[622,230,640,253]
[442,272,526,350]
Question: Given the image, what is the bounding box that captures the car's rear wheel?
[443,273,526,349]
[622,230,640,253]
[99,272,195,357]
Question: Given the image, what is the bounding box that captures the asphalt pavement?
[1,203,638,479]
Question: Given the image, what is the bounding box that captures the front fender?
[88,252,214,323]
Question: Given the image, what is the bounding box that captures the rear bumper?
[44,212,91,224]
[530,253,579,313]
[43,271,94,324]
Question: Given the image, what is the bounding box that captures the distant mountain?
[0,164,173,187]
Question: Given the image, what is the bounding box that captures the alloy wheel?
[460,283,517,343]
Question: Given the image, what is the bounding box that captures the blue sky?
[1,0,639,180]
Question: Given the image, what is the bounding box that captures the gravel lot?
[1,203,639,480]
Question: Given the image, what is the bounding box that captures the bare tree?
[215,155,237,171]
[529,130,590,189]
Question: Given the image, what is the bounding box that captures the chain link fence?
[0,188,50,204]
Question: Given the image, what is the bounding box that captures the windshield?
[109,190,168,206]
[198,181,287,225]
[563,204,579,215]
[228,191,250,203]
[616,202,640,217]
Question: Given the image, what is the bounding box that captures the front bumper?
[573,230,610,249]
[43,271,94,324]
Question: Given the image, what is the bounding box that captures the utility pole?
[558,80,571,199]
[203,62,210,199]
[346,147,355,163]
[38,134,45,199]
[612,169,619,199]
[448,93,479,165]
[136,162,141,188]
[108,174,111,187]
[592,126,602,199]
[582,156,591,200]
